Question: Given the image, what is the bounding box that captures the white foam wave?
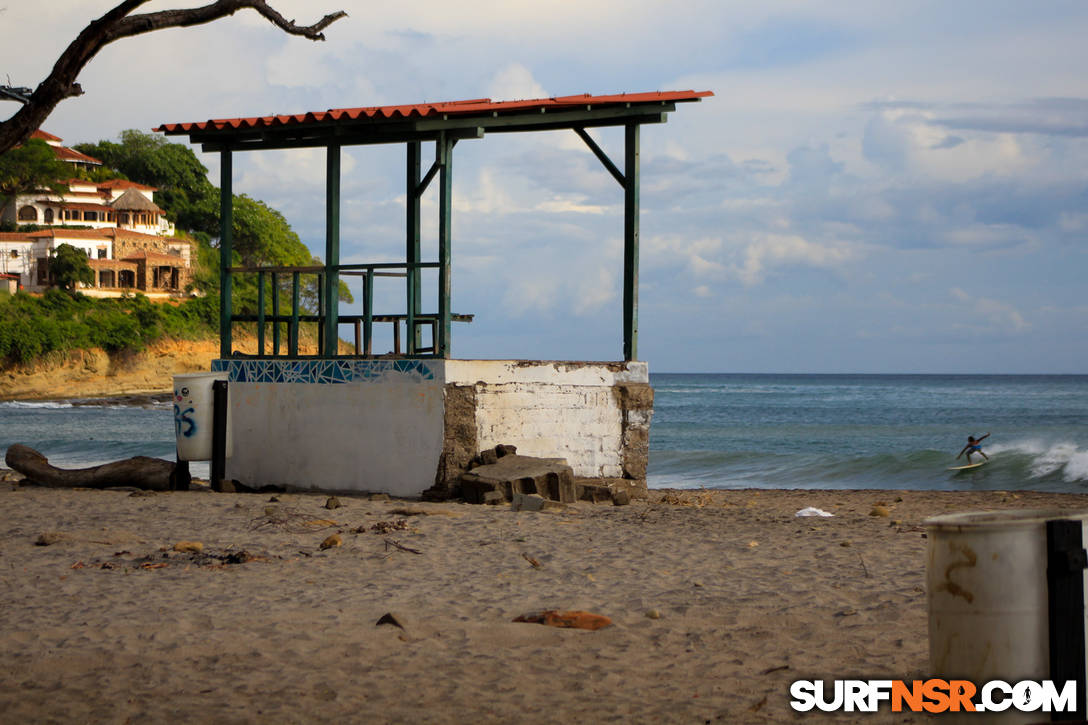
[990,440,1088,482]
[0,400,74,409]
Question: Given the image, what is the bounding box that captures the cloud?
[950,287,1030,334]
[487,63,548,101]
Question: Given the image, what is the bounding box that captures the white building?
[0,131,189,295]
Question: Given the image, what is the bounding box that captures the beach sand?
[2,482,1086,723]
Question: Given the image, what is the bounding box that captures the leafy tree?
[49,243,94,292]
[76,130,218,233]
[0,138,71,216]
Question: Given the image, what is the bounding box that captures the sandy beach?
[2,481,1086,723]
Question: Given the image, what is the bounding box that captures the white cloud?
[487,63,548,101]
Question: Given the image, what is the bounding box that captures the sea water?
[0,374,1085,492]
[650,374,1088,491]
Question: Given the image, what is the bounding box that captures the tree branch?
[0,1,347,155]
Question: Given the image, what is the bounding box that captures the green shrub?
[0,290,218,365]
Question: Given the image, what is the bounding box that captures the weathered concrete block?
[460,454,575,504]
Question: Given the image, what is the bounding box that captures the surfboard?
[948,461,987,472]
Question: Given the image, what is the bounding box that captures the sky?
[3,1,1088,373]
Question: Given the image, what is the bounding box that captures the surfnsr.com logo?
[790,679,1077,714]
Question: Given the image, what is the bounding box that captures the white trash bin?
[926,509,1088,723]
[173,371,232,461]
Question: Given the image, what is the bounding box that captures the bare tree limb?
[0,0,347,155]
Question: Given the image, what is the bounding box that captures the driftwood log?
[5,443,181,491]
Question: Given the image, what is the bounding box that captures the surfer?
[956,433,990,463]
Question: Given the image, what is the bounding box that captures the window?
[119,213,129,225]
[43,208,54,224]
[84,211,98,222]
[98,249,107,259]
[17,206,37,222]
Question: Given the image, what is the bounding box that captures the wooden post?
[438,134,453,358]
[271,272,280,356]
[406,141,421,355]
[363,270,374,356]
[623,124,640,362]
[257,271,265,356]
[324,143,341,357]
[290,271,300,356]
[219,150,233,359]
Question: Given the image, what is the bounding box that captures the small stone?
[268,496,280,502]
[324,496,342,510]
[840,540,852,547]
[646,608,662,619]
[173,541,203,554]
[870,505,891,517]
[369,493,391,502]
[35,531,64,546]
[495,444,518,458]
[264,505,278,517]
[319,533,342,550]
[511,492,546,512]
[612,489,631,506]
[483,490,506,505]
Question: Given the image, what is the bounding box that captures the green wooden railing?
[222,261,471,359]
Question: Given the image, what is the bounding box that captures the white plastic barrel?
[173,371,232,461]
[926,509,1088,723]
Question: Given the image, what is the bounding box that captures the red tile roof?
[157,90,713,134]
[31,130,62,142]
[97,179,157,192]
[54,145,102,165]
[0,232,35,242]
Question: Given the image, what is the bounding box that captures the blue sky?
[4,1,1088,373]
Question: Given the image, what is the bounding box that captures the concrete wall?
[444,360,649,479]
[212,358,652,498]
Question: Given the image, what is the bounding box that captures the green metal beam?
[437,134,453,358]
[219,149,233,358]
[623,124,640,362]
[406,141,421,355]
[323,143,341,357]
[574,127,625,187]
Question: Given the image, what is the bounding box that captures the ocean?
[1,374,1086,492]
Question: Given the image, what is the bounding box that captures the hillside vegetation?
[1,130,348,390]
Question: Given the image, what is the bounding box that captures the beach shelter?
[157,90,711,498]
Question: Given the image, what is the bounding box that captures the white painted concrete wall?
[218,359,649,495]
[225,379,444,496]
[446,360,649,478]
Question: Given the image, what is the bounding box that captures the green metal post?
[271,272,280,356]
[324,143,341,357]
[623,124,640,362]
[317,272,324,355]
[406,141,421,354]
[363,270,373,356]
[437,134,453,358]
[257,271,265,355]
[219,150,233,358]
[290,271,301,356]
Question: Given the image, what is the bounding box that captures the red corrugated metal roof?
[157,90,713,134]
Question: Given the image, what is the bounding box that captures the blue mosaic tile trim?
[211,359,436,384]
